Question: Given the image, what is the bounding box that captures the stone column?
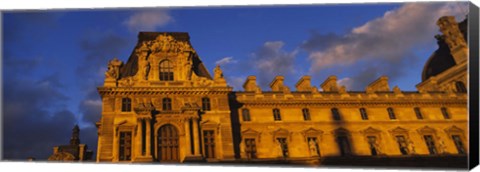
[184,119,192,155]
[79,144,86,161]
[192,118,200,155]
[136,119,142,157]
[146,118,152,156]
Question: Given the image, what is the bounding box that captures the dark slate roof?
[421,17,468,81]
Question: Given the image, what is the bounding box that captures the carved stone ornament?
[118,76,136,87]
[214,65,224,80]
[105,57,123,80]
[147,34,192,53]
[48,152,75,161]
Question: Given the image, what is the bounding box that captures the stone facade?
[95,16,469,165]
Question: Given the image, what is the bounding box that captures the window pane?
[360,108,368,120]
[303,108,311,121]
[441,107,451,119]
[388,108,396,119]
[160,60,174,81]
[415,107,423,119]
[242,109,251,121]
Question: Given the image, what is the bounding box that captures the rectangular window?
[367,136,378,156]
[451,135,466,154]
[337,136,351,156]
[202,97,211,111]
[242,109,251,121]
[441,107,451,119]
[387,108,396,120]
[245,138,257,159]
[332,108,341,121]
[203,130,215,158]
[119,132,132,161]
[303,108,311,121]
[424,135,437,155]
[277,138,289,157]
[360,108,368,120]
[121,98,132,112]
[307,137,320,156]
[395,136,409,155]
[414,107,423,119]
[273,109,281,121]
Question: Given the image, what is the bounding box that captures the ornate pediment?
[361,127,382,135]
[389,126,409,134]
[301,127,323,137]
[272,128,290,138]
[417,126,437,134]
[139,34,193,53]
[444,125,464,133]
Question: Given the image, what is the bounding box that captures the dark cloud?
[250,41,298,89]
[3,75,76,160]
[76,31,129,81]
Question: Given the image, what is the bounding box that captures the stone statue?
[186,56,193,80]
[438,138,447,154]
[105,57,123,80]
[408,141,416,154]
[138,55,150,80]
[393,86,401,94]
[309,139,319,156]
[214,65,224,80]
[339,86,347,94]
[374,142,382,155]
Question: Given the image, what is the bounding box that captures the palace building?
[95,16,468,167]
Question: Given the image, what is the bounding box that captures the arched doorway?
[157,124,179,162]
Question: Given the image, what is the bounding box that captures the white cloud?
[307,2,468,73]
[124,10,173,31]
[215,56,237,66]
[337,77,353,90]
[251,41,298,88]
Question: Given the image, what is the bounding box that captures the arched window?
[332,108,341,121]
[162,98,172,111]
[414,107,423,119]
[242,109,251,121]
[121,98,132,112]
[202,97,211,111]
[159,60,174,81]
[441,107,451,119]
[302,108,311,121]
[359,108,368,120]
[273,108,281,121]
[387,107,396,120]
[455,81,467,93]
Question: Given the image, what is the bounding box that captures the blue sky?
[2,2,468,160]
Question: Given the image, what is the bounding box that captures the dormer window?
[159,60,174,81]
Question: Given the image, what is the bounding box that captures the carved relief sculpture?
[105,57,123,80]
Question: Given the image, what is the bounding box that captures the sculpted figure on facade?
[137,54,150,81]
[309,139,319,156]
[438,138,447,154]
[408,141,416,154]
[185,55,193,80]
[214,65,224,80]
[105,57,123,80]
